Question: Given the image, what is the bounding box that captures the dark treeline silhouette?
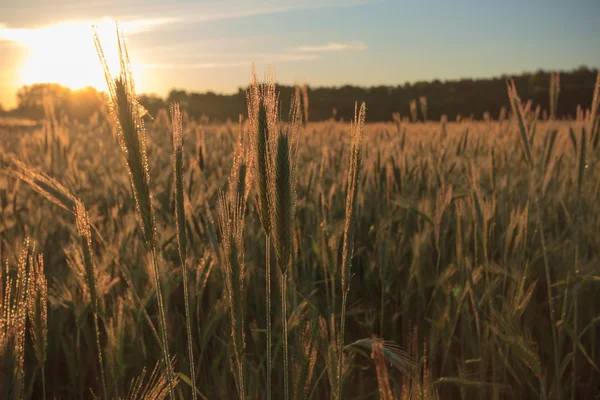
[3,66,598,123]
[5,84,106,121]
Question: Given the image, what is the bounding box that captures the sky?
[0,0,599,108]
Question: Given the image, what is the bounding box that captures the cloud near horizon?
[294,41,368,53]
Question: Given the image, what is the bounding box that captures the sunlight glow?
[0,19,152,92]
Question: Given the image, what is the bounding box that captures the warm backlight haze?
[0,19,150,95]
[18,22,119,91]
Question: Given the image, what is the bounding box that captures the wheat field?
[1,34,599,400]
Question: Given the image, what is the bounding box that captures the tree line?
[3,66,598,123]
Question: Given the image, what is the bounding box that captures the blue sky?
[0,0,599,108]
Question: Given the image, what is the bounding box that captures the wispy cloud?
[294,41,368,53]
[141,53,319,70]
[170,0,374,24]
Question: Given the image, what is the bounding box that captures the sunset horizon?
[1,0,599,109]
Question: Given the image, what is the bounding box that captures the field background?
[1,81,600,399]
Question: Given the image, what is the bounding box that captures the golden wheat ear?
[506,80,533,166]
[95,25,155,248]
[24,249,49,399]
[10,159,78,212]
[290,321,319,400]
[27,252,48,363]
[2,239,36,399]
[247,65,277,235]
[126,358,180,400]
[228,114,253,206]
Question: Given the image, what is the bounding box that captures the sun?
[2,19,143,92]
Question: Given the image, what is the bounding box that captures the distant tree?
[139,94,166,118]
[66,86,105,121]
[14,83,105,121]
[576,65,590,73]
[16,83,67,118]
[168,90,189,108]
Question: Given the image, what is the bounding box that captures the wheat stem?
[150,247,176,399]
[93,311,108,400]
[338,290,348,400]
[41,366,46,400]
[282,272,289,400]
[572,127,586,399]
[266,235,272,400]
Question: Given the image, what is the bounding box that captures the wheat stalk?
[571,125,586,400]
[27,252,48,399]
[170,102,197,398]
[248,65,278,235]
[247,65,278,399]
[261,78,301,400]
[295,84,309,127]
[588,69,600,148]
[94,26,176,398]
[507,80,560,398]
[420,96,428,122]
[1,239,29,400]
[75,201,109,399]
[549,72,560,121]
[337,102,366,400]
[218,192,247,399]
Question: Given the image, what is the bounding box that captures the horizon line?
[1,64,598,110]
